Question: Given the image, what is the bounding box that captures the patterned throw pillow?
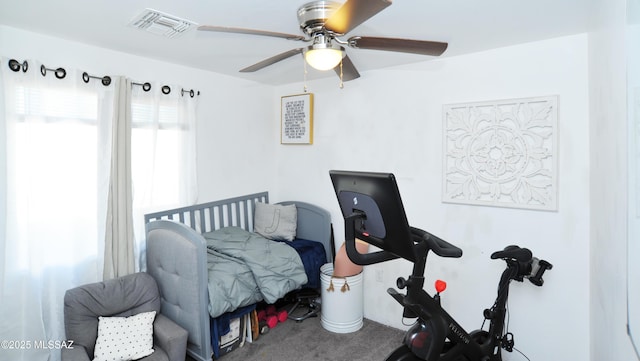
[93,311,156,361]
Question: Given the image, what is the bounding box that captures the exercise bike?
[329,170,553,361]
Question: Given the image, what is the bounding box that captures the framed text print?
[281,93,314,144]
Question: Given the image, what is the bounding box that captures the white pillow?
[253,202,297,241]
[93,311,156,361]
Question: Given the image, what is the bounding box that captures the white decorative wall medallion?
[442,96,558,211]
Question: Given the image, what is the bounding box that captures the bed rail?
[144,191,268,233]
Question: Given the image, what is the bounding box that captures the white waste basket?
[320,263,364,333]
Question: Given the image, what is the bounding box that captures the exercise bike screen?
[330,170,417,262]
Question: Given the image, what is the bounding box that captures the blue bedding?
[275,238,326,289]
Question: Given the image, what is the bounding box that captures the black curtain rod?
[7,58,200,96]
[181,88,200,98]
[133,81,152,92]
[42,65,66,79]
[8,59,28,73]
[82,71,110,86]
[9,59,67,79]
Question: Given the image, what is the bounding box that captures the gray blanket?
[203,227,308,318]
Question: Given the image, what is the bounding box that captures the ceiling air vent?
[129,9,197,38]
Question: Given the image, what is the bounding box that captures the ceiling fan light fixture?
[305,44,344,71]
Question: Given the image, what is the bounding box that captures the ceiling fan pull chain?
[303,55,309,92]
[339,59,344,89]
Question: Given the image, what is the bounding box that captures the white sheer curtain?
[130,83,198,271]
[0,59,115,361]
[103,76,135,279]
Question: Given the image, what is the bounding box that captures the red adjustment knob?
[435,280,447,293]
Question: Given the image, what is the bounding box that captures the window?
[129,87,198,269]
[7,83,109,272]
[0,67,115,361]
[131,97,186,208]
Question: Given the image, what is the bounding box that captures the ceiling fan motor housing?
[297,1,340,35]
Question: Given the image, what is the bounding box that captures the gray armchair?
[62,272,188,361]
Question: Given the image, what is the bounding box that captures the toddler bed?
[144,192,333,361]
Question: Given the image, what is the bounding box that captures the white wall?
[628,18,640,361]
[588,0,639,359]
[274,34,590,360]
[0,25,276,206]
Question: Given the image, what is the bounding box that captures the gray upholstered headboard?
[144,192,333,361]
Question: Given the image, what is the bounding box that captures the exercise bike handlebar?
[410,227,463,258]
[343,211,463,265]
[528,258,553,286]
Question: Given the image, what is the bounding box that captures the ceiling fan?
[197,0,448,81]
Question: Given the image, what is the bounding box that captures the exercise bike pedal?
[501,332,515,352]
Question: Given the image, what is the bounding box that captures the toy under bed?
[144,192,333,361]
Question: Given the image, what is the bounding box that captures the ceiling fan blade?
[349,36,448,56]
[334,54,360,81]
[324,0,392,35]
[240,48,304,73]
[198,25,306,41]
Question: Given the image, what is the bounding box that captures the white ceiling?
[0,0,592,85]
